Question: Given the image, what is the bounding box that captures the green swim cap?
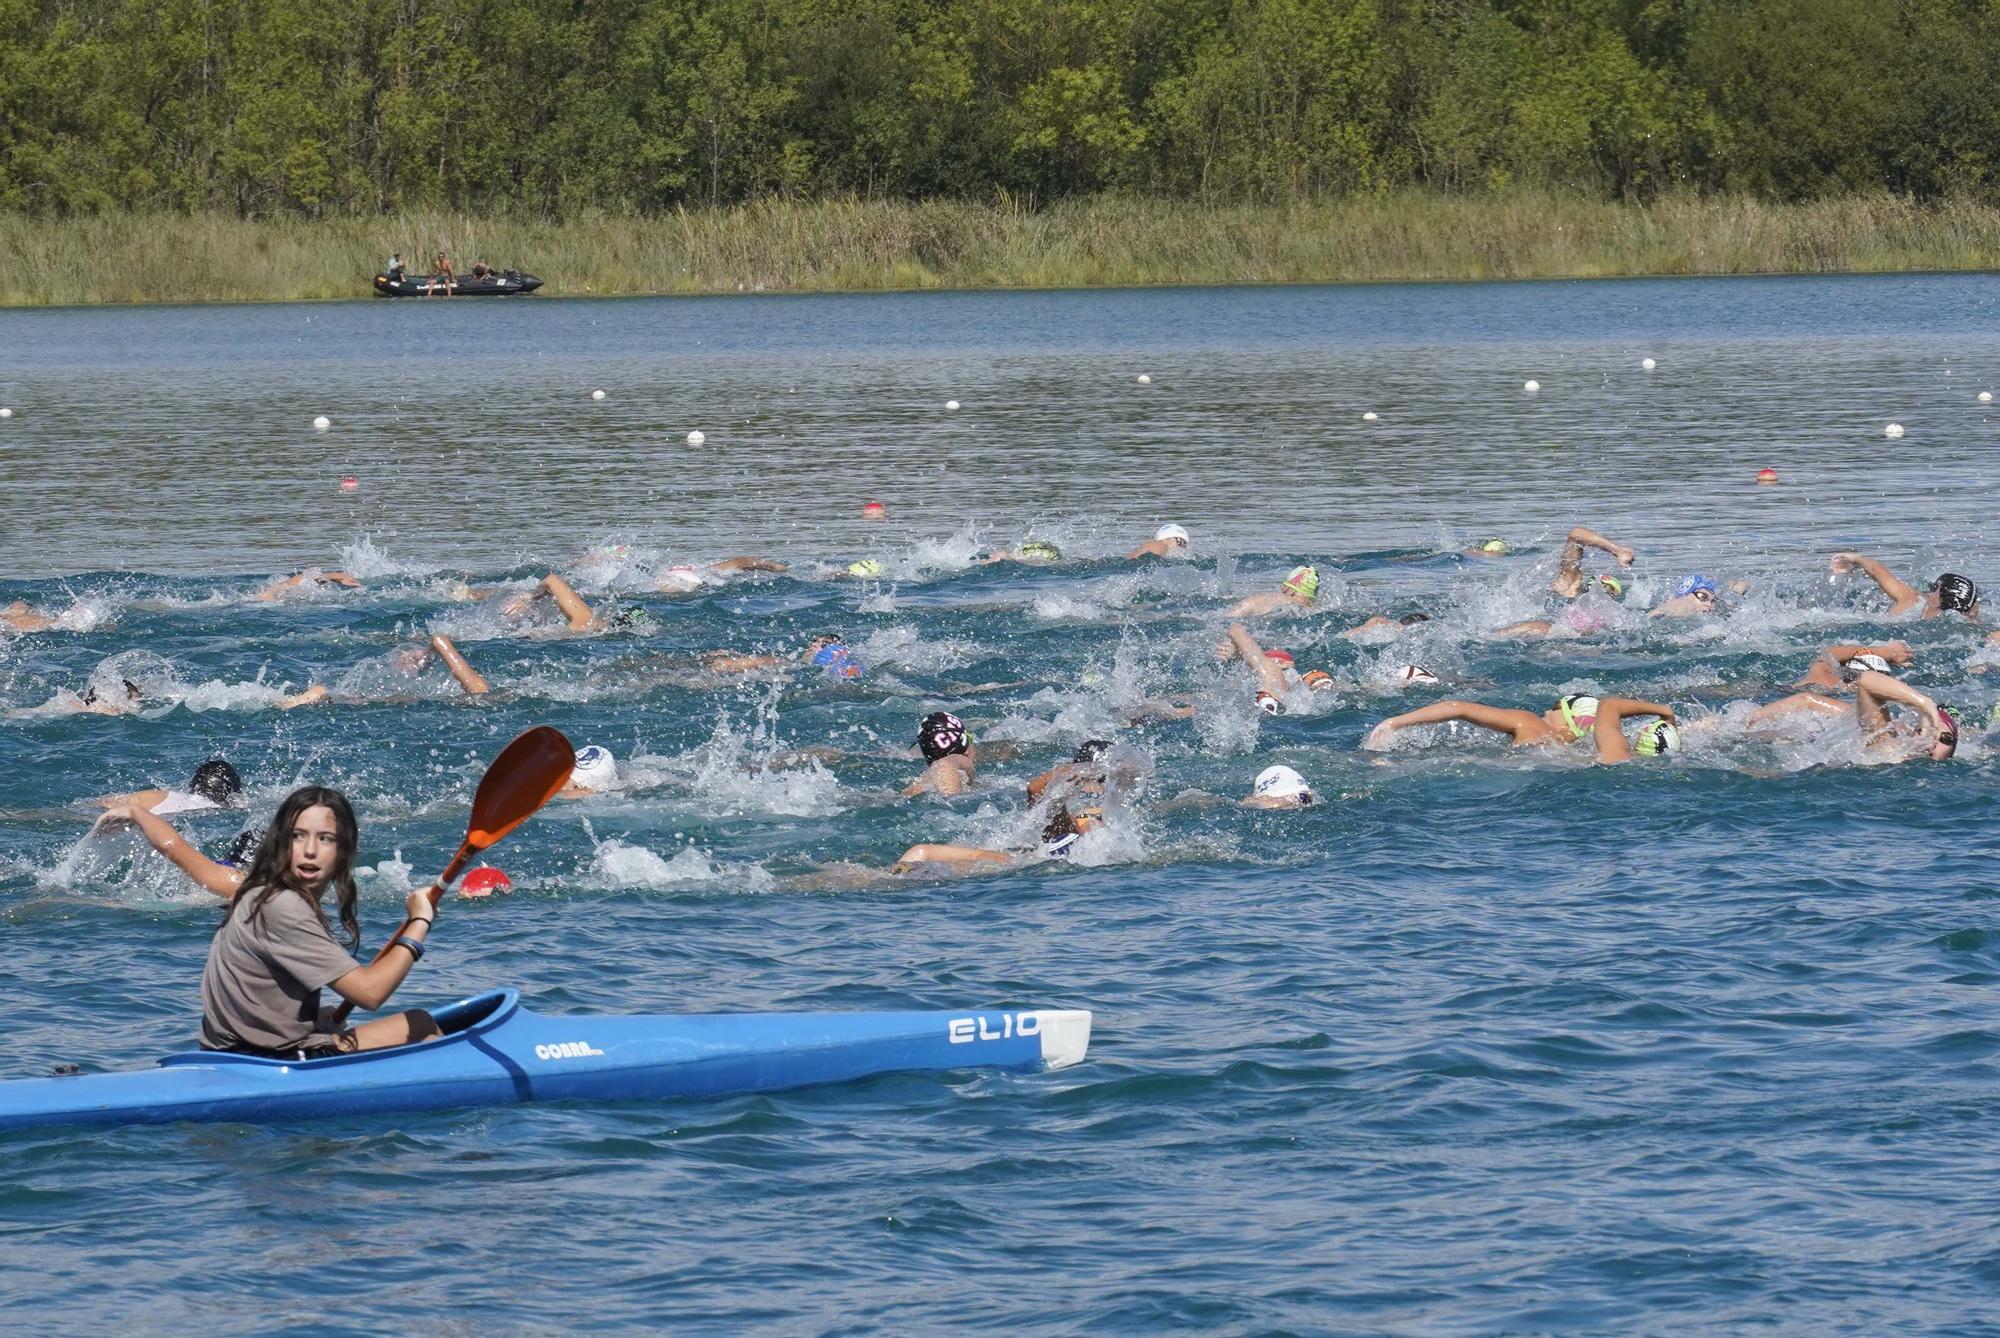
[1556,693,1600,740]
[1634,720,1680,756]
[1019,540,1063,561]
[847,559,887,577]
[1480,539,1511,555]
[1595,574,1625,601]
[1282,565,1319,602]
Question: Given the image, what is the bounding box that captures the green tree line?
[5,0,1999,217]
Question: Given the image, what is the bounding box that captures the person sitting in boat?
[470,262,489,279]
[433,251,457,294]
[387,253,404,280]
[201,786,442,1058]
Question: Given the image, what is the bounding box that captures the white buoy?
[686,430,705,445]
[1362,411,1379,422]
[1641,358,1656,371]
[312,415,331,431]
[591,389,606,401]
[1523,380,1541,394]
[1981,391,1994,403]
[1885,423,1905,438]
[1136,374,1152,385]
[0,407,12,418]
[945,400,960,411]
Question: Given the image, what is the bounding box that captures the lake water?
[3,276,2000,1331]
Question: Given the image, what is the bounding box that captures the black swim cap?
[1399,612,1432,625]
[609,605,653,630]
[1073,739,1111,763]
[220,827,263,868]
[1931,573,1979,613]
[918,711,968,761]
[191,758,243,805]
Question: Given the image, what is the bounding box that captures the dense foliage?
[6,0,1998,217]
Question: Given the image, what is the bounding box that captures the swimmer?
[1241,764,1314,808]
[1464,538,1512,559]
[500,574,623,632]
[1026,739,1112,802]
[1340,612,1431,641]
[657,556,788,594]
[2,599,59,632]
[892,804,1100,872]
[839,559,889,579]
[95,757,244,815]
[408,634,491,695]
[1790,641,1912,692]
[1551,527,1636,599]
[1218,622,1301,715]
[1649,574,1721,619]
[1126,524,1192,560]
[90,807,259,898]
[903,711,976,797]
[705,633,861,677]
[12,677,323,718]
[555,745,620,798]
[1829,553,1980,621]
[1753,670,1957,763]
[1365,692,1676,764]
[1226,565,1319,619]
[982,540,1064,564]
[255,570,363,602]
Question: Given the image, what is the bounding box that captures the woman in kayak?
[201,786,441,1058]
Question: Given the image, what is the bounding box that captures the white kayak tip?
[1885,422,1905,438]
[312,415,331,431]
[1136,374,1151,385]
[1362,411,1378,422]
[1641,357,1656,371]
[591,389,606,401]
[945,399,961,411]
[686,429,705,445]
[1034,1009,1092,1070]
[1523,379,1541,393]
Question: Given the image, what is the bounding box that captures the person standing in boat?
[201,786,442,1058]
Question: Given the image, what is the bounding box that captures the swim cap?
[847,559,887,578]
[1256,690,1285,716]
[191,758,243,805]
[918,711,968,761]
[1931,573,1979,613]
[1479,539,1511,555]
[1264,648,1294,667]
[1397,665,1440,685]
[1040,805,1085,858]
[1935,706,1961,757]
[1556,693,1600,739]
[1400,612,1432,625]
[609,605,652,630]
[1672,574,1719,599]
[1299,669,1336,693]
[460,866,513,897]
[572,745,618,789]
[1847,653,1894,676]
[811,643,863,679]
[1073,739,1111,763]
[1595,575,1625,601]
[1253,764,1313,801]
[1155,524,1190,545]
[659,564,705,593]
[220,827,263,868]
[1019,540,1063,561]
[1282,566,1320,602]
[1634,720,1680,756]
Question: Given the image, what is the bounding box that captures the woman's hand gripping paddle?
[333,726,573,1025]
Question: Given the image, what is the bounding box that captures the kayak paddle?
[333,725,574,1024]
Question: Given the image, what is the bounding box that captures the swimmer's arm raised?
[428,634,491,695]
[1365,701,1542,748]
[1853,669,1939,734]
[1592,698,1674,765]
[93,805,243,898]
[536,574,599,631]
[1226,623,1289,697]
[1829,552,1920,611]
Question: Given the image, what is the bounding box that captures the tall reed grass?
[1,192,1995,306]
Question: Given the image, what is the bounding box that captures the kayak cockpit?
[156,989,521,1069]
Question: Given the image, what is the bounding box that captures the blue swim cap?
[812,644,863,679]
[1673,574,1719,599]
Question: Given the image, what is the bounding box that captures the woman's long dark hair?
[225,786,362,950]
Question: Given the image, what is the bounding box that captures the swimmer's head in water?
[1264,648,1294,667]
[1594,575,1625,601]
[220,826,263,868]
[659,564,706,593]
[1040,804,1094,858]
[1845,652,1895,679]
[1155,524,1191,547]
[82,677,144,707]
[1931,573,1979,614]
[572,745,618,789]
[608,605,652,630]
[812,642,863,679]
[1399,612,1432,625]
[1479,539,1511,555]
[1073,739,1111,764]
[1934,707,1961,760]
[191,758,243,805]
[1556,693,1601,740]
[1634,720,1680,756]
[847,559,887,578]
[1018,540,1063,561]
[1300,669,1336,693]
[1256,690,1285,716]
[1673,573,1719,600]
[1282,566,1320,602]
[1253,764,1314,804]
[918,711,968,761]
[1397,665,1440,685]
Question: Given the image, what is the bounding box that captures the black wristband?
[389,934,426,963]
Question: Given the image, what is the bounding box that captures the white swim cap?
[1848,653,1893,675]
[1155,524,1190,544]
[572,745,619,788]
[1397,665,1440,685]
[1254,764,1312,800]
[659,564,705,593]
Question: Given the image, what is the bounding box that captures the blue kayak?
[0,989,1091,1132]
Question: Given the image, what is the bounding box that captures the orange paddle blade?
[467,725,575,849]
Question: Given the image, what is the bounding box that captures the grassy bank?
[3,192,1998,306]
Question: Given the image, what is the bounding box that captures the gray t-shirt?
[200,886,360,1052]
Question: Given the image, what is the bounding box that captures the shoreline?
[3,191,1996,308]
